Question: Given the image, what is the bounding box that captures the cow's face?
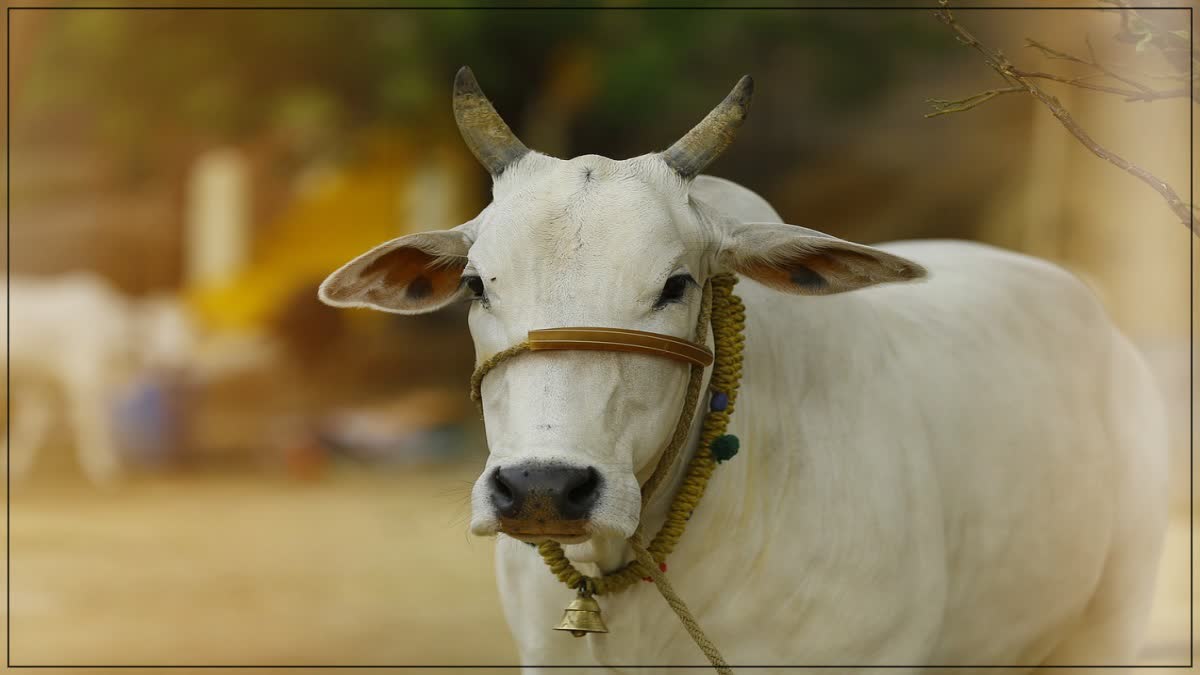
[460,153,719,544]
[320,68,925,550]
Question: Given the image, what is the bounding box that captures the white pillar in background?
[402,155,457,236]
[185,148,251,287]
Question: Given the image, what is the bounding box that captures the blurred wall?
[7,6,1194,492]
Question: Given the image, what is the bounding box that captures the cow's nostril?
[565,467,601,510]
[492,469,514,504]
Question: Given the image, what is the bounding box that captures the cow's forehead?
[472,154,699,275]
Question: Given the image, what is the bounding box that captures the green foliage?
[16,8,954,162]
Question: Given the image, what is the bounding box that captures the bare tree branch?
[1023,37,1191,102]
[1011,69,1190,102]
[931,1,1197,235]
[925,86,1025,118]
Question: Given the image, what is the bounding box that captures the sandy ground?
[6,463,517,671]
[2,461,1193,672]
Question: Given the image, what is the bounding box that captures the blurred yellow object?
[187,134,480,332]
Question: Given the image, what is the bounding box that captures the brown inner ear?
[746,253,835,292]
[359,246,463,304]
[746,249,889,293]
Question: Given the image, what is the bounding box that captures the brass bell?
[553,593,609,637]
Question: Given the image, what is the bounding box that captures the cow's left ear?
[319,227,473,314]
[718,222,926,295]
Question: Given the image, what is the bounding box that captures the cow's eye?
[654,274,695,309]
[463,275,486,301]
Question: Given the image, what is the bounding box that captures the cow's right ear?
[318,228,472,314]
[717,221,925,295]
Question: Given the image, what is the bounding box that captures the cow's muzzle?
[490,463,601,537]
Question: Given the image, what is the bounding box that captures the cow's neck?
[557,280,869,581]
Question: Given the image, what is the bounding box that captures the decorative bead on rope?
[710,435,740,464]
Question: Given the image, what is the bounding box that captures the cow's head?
[320,68,924,552]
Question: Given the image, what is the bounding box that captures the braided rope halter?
[469,274,746,674]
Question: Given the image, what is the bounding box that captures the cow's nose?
[491,464,601,521]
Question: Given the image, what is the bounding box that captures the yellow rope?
[470,341,532,405]
[637,280,713,508]
[468,274,747,673]
[631,533,733,675]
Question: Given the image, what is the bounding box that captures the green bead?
[711,434,740,463]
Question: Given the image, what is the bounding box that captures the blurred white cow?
[2,272,196,485]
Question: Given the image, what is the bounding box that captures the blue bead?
[710,391,729,411]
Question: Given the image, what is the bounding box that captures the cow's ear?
[718,222,926,295]
[319,229,472,314]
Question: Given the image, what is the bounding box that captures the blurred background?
[3,2,1195,670]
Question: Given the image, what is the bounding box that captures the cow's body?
[493,176,1168,672]
[320,70,1169,674]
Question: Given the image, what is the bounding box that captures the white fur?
[325,157,1169,672]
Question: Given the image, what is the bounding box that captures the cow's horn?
[661,75,754,180]
[453,66,530,177]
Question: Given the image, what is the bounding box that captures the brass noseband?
[527,327,714,368]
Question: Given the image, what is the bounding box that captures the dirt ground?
[3,460,1193,672]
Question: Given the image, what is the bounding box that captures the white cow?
[3,272,196,484]
[321,69,1168,673]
